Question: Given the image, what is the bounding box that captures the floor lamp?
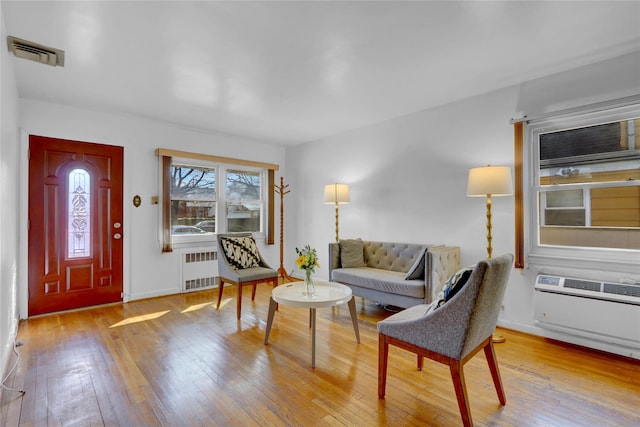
[324,183,350,242]
[467,165,513,343]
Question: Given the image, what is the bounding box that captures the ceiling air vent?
[7,36,64,67]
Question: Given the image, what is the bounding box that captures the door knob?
[114,233,122,240]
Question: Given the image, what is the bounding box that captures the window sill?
[168,231,266,250]
[170,234,216,250]
[528,247,640,283]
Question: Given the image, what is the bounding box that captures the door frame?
[18,129,130,319]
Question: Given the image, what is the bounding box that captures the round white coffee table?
[264,280,360,368]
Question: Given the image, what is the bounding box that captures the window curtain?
[161,155,173,253]
[267,169,275,245]
[514,121,524,269]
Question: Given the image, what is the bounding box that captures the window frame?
[169,158,219,247]
[222,168,265,235]
[525,101,640,278]
[157,149,278,251]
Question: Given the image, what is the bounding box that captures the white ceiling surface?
[3,1,640,145]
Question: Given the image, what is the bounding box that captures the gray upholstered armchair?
[377,253,513,427]
[216,233,279,319]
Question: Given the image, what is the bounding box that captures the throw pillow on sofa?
[404,248,426,280]
[339,238,367,268]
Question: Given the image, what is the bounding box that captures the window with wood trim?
[157,149,277,251]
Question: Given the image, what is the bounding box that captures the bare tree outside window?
[170,165,216,234]
[167,165,264,235]
[226,170,262,232]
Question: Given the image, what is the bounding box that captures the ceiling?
[3,1,640,145]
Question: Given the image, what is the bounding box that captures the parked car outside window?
[194,220,216,232]
[171,225,213,235]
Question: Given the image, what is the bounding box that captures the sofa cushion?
[362,241,427,273]
[220,236,260,270]
[404,248,426,280]
[339,239,366,268]
[332,267,425,299]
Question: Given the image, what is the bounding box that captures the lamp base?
[492,331,506,343]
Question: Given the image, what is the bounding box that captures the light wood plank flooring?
[1,284,639,426]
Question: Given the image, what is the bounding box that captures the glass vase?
[303,269,315,296]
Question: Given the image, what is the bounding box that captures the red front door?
[28,135,124,316]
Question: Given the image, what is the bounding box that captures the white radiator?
[534,275,640,351]
[181,248,218,292]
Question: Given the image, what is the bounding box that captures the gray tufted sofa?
[328,240,460,309]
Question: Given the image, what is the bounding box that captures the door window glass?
[68,168,91,258]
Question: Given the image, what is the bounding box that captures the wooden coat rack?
[275,176,294,282]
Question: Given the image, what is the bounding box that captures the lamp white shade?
[324,183,350,204]
[467,166,513,197]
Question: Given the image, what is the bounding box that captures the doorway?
[28,135,124,316]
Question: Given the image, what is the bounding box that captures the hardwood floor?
[1,284,639,426]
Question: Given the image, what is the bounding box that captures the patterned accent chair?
[216,233,279,319]
[377,254,514,427]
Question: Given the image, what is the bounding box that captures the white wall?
[18,100,286,307]
[0,4,20,391]
[285,51,640,356]
[4,43,639,373]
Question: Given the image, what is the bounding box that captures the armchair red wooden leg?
[216,278,225,309]
[484,340,506,404]
[236,283,243,319]
[450,360,473,427]
[378,333,389,398]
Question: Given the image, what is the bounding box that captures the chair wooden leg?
[272,280,279,311]
[417,355,424,371]
[484,340,506,405]
[378,334,389,398]
[264,297,277,344]
[251,284,257,301]
[216,279,224,309]
[236,283,242,320]
[450,360,473,427]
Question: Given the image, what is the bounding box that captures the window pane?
[541,190,586,226]
[170,165,216,234]
[68,168,91,258]
[537,117,640,250]
[171,165,216,200]
[591,185,640,227]
[226,170,260,200]
[539,119,639,186]
[546,189,583,208]
[226,202,261,232]
[543,209,586,226]
[171,200,216,234]
[540,121,623,160]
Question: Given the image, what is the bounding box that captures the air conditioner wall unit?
[534,275,640,350]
